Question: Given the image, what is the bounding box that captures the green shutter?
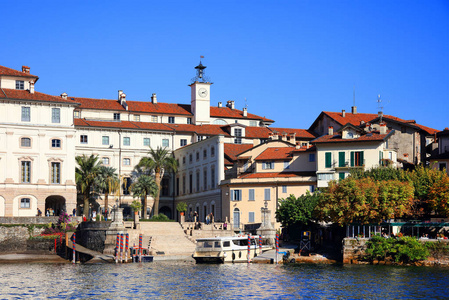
[361,151,364,166]
[339,152,345,167]
[350,152,354,167]
[325,152,332,168]
[339,172,345,180]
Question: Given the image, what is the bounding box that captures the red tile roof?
[224,143,254,161]
[238,171,316,179]
[74,118,174,131]
[269,127,317,139]
[0,88,77,104]
[312,131,390,144]
[166,124,230,136]
[210,107,273,122]
[244,126,274,138]
[0,65,38,79]
[255,147,294,160]
[319,111,439,135]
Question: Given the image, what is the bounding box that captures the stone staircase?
[138,222,196,257]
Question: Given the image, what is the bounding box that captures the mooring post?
[139,234,143,262]
[115,233,120,263]
[247,234,251,264]
[72,233,76,264]
[275,233,279,264]
[125,234,129,263]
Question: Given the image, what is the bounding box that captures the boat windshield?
[232,238,257,246]
[196,240,222,251]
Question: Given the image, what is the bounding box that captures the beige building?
[0,66,77,216]
[430,128,449,175]
[313,123,397,187]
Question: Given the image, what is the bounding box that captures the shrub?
[149,214,172,222]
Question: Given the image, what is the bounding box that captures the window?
[401,126,406,133]
[234,137,242,144]
[102,157,109,165]
[263,161,274,170]
[100,136,109,146]
[249,212,255,223]
[309,153,315,162]
[180,139,187,147]
[211,167,215,188]
[162,178,170,196]
[196,152,200,161]
[248,189,255,201]
[20,198,30,208]
[143,138,150,147]
[123,137,130,146]
[176,178,179,196]
[189,174,193,194]
[187,118,192,124]
[284,161,290,169]
[234,128,242,144]
[203,149,207,159]
[325,152,332,168]
[123,177,131,195]
[196,171,200,192]
[21,107,30,122]
[182,175,186,194]
[310,185,315,193]
[182,157,186,164]
[318,173,334,181]
[80,135,88,144]
[211,146,215,157]
[21,161,31,183]
[114,113,120,120]
[51,139,61,148]
[350,151,364,167]
[52,108,60,123]
[189,154,193,163]
[162,139,169,147]
[249,120,258,127]
[264,188,271,200]
[168,116,175,124]
[151,115,157,123]
[16,80,24,90]
[232,190,242,201]
[338,152,346,167]
[439,163,446,171]
[21,138,31,147]
[282,185,287,193]
[74,111,80,118]
[51,162,61,184]
[123,158,130,166]
[203,169,207,190]
[134,115,140,122]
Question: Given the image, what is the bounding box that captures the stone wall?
[0,217,58,224]
[0,225,45,252]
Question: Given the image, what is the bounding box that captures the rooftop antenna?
[353,85,355,107]
[244,98,248,109]
[377,94,384,123]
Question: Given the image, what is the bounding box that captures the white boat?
[193,235,272,263]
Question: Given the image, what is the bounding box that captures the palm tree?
[75,154,102,217]
[137,146,178,216]
[130,175,158,219]
[95,166,119,216]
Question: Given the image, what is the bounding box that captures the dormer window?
[347,132,354,139]
[16,80,24,90]
[114,113,120,121]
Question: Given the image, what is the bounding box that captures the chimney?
[60,92,68,100]
[282,132,288,141]
[29,81,35,94]
[268,132,273,140]
[218,102,222,108]
[378,111,383,118]
[328,126,334,136]
[289,133,296,141]
[296,142,301,149]
[272,132,278,140]
[342,110,346,118]
[379,123,387,134]
[243,107,247,117]
[226,100,235,109]
[151,93,157,104]
[351,106,357,114]
[22,66,30,74]
[118,90,123,100]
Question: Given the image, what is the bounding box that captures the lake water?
[0,261,448,299]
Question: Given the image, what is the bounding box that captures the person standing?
[72,208,76,217]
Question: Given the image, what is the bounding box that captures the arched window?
[21,137,31,147]
[213,119,227,125]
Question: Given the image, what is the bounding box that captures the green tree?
[428,176,449,217]
[317,177,414,225]
[137,147,178,216]
[75,155,102,217]
[95,166,118,214]
[275,192,320,228]
[130,175,158,219]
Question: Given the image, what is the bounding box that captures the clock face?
[198,88,208,98]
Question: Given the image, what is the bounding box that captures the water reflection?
[0,262,448,299]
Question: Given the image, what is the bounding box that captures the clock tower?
[190,59,212,125]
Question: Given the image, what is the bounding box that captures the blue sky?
[3,1,448,130]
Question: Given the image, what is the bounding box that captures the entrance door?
[233,208,240,229]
